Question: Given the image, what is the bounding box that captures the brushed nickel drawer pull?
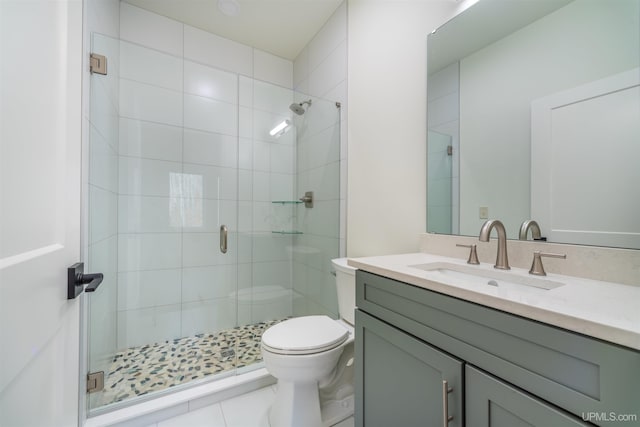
[442,380,454,427]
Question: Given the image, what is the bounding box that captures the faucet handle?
[529,251,566,276]
[456,244,480,265]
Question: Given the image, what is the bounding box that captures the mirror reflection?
[427,0,640,249]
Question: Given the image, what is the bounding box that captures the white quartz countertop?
[348,253,640,351]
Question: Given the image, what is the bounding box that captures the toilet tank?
[331,258,357,325]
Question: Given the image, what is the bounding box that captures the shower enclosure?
[86,31,341,413]
[426,130,454,235]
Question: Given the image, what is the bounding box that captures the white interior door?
[531,68,640,249]
[0,0,83,425]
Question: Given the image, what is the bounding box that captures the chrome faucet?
[519,220,542,241]
[479,219,510,270]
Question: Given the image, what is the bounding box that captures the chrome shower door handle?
[220,225,228,254]
[442,380,454,427]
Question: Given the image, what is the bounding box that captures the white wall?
[458,0,640,237]
[347,0,457,257]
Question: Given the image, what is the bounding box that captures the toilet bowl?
[261,258,357,427]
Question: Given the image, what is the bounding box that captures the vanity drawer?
[356,270,640,425]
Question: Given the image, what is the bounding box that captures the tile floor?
[152,385,354,427]
[100,320,284,406]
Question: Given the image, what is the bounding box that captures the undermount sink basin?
[410,262,565,291]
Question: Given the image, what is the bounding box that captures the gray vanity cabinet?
[356,310,463,427]
[354,270,640,427]
[466,366,588,427]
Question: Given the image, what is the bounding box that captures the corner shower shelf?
[271,231,303,235]
[271,200,303,205]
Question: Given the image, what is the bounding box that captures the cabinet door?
[466,365,590,427]
[356,310,463,427]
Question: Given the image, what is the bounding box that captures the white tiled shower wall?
[113,2,299,349]
[291,2,348,318]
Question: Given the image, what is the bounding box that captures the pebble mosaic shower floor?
[99,319,284,406]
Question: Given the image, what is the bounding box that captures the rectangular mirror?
[426,0,640,249]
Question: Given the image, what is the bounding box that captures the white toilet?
[261,258,356,427]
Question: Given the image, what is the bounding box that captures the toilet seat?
[262,315,349,355]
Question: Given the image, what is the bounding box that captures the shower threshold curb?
[84,368,275,427]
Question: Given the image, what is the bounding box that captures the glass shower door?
[86,32,242,411]
[86,32,120,411]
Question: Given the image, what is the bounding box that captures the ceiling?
[122,0,344,60]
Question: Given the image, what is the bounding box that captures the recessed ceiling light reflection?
[217,0,240,17]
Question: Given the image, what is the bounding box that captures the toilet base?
[268,381,354,427]
[269,380,322,427]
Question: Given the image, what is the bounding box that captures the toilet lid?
[261,315,349,355]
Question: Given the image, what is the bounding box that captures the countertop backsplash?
[420,233,640,287]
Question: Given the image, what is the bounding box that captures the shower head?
[289,103,306,115]
[289,99,312,115]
